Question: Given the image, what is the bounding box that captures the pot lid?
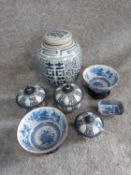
[16,85,45,109]
[55,83,83,107]
[43,30,72,46]
[74,112,104,137]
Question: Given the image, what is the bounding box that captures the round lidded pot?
[37,30,82,86]
[16,85,46,111]
[74,112,104,138]
[54,83,83,113]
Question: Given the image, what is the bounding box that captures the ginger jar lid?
[74,112,104,137]
[16,85,46,109]
[43,30,73,46]
[55,83,83,107]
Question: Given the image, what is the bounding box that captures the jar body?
[57,103,81,113]
[37,42,82,86]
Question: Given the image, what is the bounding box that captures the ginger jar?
[37,30,82,86]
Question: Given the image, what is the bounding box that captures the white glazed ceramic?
[17,107,68,154]
[37,30,82,86]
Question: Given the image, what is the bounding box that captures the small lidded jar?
[74,112,104,138]
[16,85,46,111]
[54,83,83,113]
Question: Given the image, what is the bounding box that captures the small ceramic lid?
[74,112,104,137]
[43,30,72,46]
[55,83,83,107]
[16,85,45,109]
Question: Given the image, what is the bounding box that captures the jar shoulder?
[37,42,82,60]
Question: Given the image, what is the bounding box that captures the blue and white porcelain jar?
[37,30,82,86]
[54,83,83,113]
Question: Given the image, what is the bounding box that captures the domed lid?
[43,30,72,46]
[16,85,45,109]
[55,83,83,107]
[74,112,104,137]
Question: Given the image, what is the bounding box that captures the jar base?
[88,87,111,99]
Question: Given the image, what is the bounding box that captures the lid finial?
[24,86,35,95]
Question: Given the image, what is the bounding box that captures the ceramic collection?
[37,30,82,86]
[16,29,124,154]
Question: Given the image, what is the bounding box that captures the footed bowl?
[83,65,119,98]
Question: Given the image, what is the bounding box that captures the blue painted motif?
[30,122,61,150]
[20,124,32,149]
[45,61,65,86]
[90,66,117,85]
[40,131,55,145]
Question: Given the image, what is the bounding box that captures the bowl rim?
[17,106,68,154]
[82,64,119,89]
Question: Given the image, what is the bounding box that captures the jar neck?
[41,39,74,50]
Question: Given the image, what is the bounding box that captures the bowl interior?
[83,65,119,89]
[17,107,68,153]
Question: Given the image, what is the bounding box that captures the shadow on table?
[0,99,35,168]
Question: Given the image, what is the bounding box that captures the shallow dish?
[98,99,124,116]
[17,107,68,154]
[83,65,119,98]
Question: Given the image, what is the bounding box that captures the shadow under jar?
[37,30,82,86]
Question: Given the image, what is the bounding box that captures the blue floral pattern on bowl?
[17,107,68,154]
[83,65,119,94]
